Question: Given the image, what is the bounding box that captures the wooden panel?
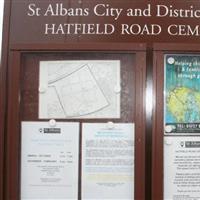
[134,51,146,200]
[152,51,164,200]
[8,0,200,44]
[10,43,146,51]
[4,51,21,200]
[0,1,12,199]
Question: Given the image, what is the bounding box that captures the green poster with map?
[165,55,200,134]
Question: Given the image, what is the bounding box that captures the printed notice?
[82,123,134,200]
[39,60,121,119]
[164,55,200,135]
[21,122,79,200]
[164,137,200,200]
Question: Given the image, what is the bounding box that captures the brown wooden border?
[10,43,146,51]
[152,43,200,200]
[152,50,164,200]
[4,51,21,200]
[4,44,146,200]
[0,1,12,200]
[135,50,146,200]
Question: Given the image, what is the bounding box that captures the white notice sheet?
[82,123,134,200]
[21,122,79,200]
[39,60,120,119]
[164,137,200,200]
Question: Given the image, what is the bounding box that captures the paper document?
[164,137,200,200]
[21,121,79,200]
[39,60,121,119]
[82,123,134,200]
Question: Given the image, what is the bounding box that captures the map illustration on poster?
[165,54,200,134]
[39,60,121,119]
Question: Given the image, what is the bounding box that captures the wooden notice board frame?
[2,43,146,200]
[152,43,200,200]
[3,1,200,200]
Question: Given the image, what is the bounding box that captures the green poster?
[165,54,200,134]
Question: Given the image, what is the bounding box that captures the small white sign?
[164,137,200,200]
[21,121,79,200]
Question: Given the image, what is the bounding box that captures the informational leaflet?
[164,137,200,200]
[82,123,134,200]
[164,55,200,134]
[21,122,79,200]
[39,60,121,119]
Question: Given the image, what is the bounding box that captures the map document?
[39,60,120,119]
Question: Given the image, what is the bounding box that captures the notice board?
[153,44,200,200]
[2,1,200,200]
